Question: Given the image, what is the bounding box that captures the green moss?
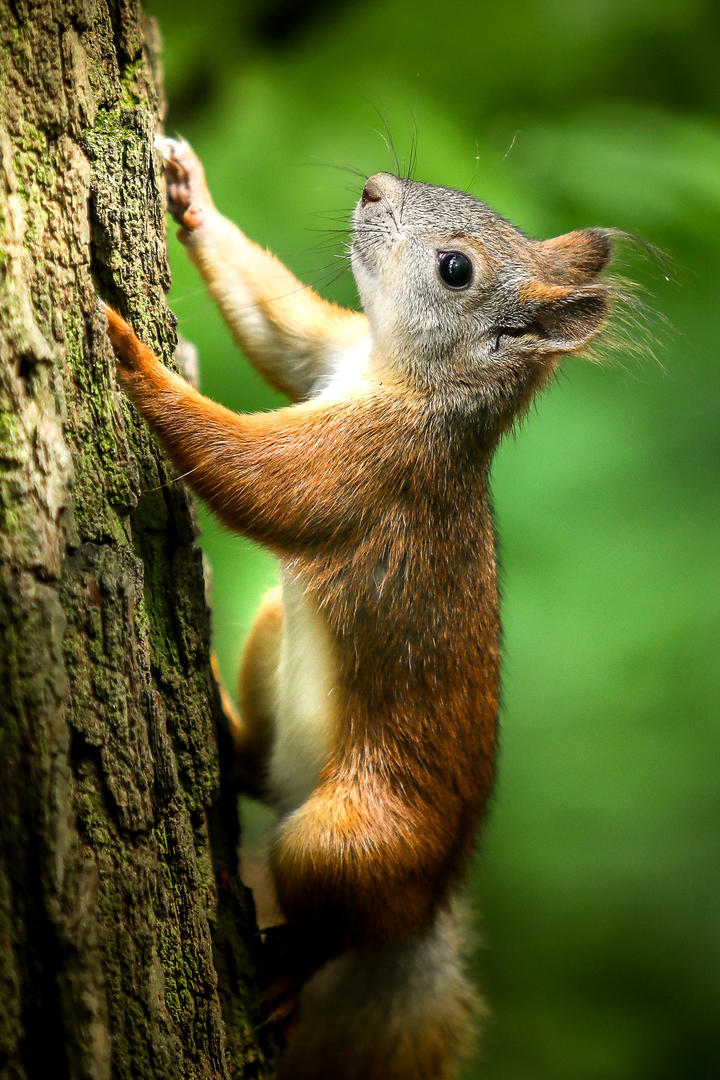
[0,408,36,544]
[153,821,196,1025]
[135,591,150,642]
[87,107,134,139]
[0,503,29,539]
[75,761,114,849]
[0,18,20,74]
[136,530,181,678]
[14,119,47,155]
[0,404,17,447]
[64,312,138,536]
[10,119,59,258]
[120,57,143,108]
[155,916,194,1022]
[85,101,153,145]
[13,121,50,196]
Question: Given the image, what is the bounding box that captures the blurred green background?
[146,1,719,1076]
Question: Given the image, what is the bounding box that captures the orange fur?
[189,226,367,401]
[102,143,621,1079]
[158,136,367,401]
[102,298,499,962]
[236,588,284,796]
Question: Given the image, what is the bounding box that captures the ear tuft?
[518,281,610,354]
[535,228,612,284]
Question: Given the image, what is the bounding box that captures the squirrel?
[100,136,621,1080]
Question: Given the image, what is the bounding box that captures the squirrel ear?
[534,228,612,284]
[520,281,610,354]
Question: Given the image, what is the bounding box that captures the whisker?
[371,127,395,171]
[503,130,520,160]
[305,159,369,182]
[166,287,208,306]
[379,191,401,234]
[305,225,385,235]
[406,115,418,181]
[463,138,482,194]
[144,463,202,493]
[314,261,354,292]
[307,209,355,223]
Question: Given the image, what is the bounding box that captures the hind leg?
[221,585,283,799]
[233,590,298,999]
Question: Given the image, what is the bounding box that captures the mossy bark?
[0,2,273,1077]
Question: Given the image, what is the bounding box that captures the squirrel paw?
[260,974,301,1047]
[155,135,212,236]
[258,924,311,1044]
[96,300,152,384]
[97,300,135,366]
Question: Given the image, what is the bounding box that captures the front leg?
[156,137,369,401]
[100,304,403,552]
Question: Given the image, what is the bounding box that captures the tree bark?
[0,2,274,1077]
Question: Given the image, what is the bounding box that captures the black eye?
[438,250,473,289]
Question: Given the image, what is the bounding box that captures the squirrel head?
[352,172,617,431]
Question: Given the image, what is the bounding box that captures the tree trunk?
[0,2,274,1077]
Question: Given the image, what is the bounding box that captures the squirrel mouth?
[351,237,373,272]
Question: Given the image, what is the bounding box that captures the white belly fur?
[266,337,370,813]
[317,333,372,399]
[267,572,338,814]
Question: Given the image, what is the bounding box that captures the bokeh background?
[145,2,719,1077]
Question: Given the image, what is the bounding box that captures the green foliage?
[147,1,720,1076]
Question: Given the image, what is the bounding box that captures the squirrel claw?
[97,302,145,377]
[263,994,299,1028]
[260,976,301,1048]
[155,134,211,233]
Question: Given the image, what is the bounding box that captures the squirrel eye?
[438,250,473,289]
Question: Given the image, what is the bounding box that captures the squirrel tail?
[278,899,480,1080]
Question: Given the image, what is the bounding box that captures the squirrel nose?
[361,178,383,205]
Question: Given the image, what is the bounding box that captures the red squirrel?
[101,136,622,1079]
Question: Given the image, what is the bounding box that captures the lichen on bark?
[0,2,273,1076]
